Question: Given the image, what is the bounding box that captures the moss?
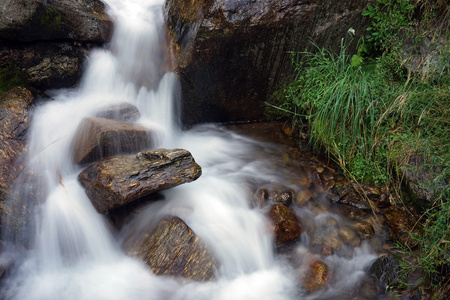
[40,8,62,31]
[0,63,29,95]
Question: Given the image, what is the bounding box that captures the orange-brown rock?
[267,204,303,245]
[302,259,329,293]
[78,148,202,213]
[72,117,154,165]
[383,206,421,248]
[123,217,218,281]
[0,87,34,203]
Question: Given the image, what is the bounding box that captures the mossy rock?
[0,64,29,95]
[40,7,62,31]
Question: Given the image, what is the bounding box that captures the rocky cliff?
[0,0,113,91]
[164,0,371,126]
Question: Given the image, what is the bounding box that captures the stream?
[0,0,385,299]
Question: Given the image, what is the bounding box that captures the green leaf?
[351,55,364,67]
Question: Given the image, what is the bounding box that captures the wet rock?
[383,206,420,248]
[0,0,112,91]
[274,190,293,207]
[164,0,370,125]
[267,204,303,246]
[78,148,202,213]
[0,0,113,43]
[369,254,400,290]
[0,41,92,90]
[351,220,375,239]
[338,228,361,247]
[72,117,154,165]
[94,103,141,122]
[0,87,34,204]
[295,189,312,207]
[297,176,312,189]
[251,188,268,208]
[312,228,342,252]
[302,259,329,294]
[123,217,218,281]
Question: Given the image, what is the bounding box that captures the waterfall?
[0,0,378,299]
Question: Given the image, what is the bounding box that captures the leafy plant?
[362,0,415,52]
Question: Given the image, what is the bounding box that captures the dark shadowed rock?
[94,103,141,122]
[0,87,34,204]
[398,153,447,205]
[0,0,113,43]
[78,148,202,213]
[267,204,302,245]
[0,41,93,90]
[123,216,218,281]
[369,254,400,290]
[0,0,113,91]
[72,117,154,165]
[164,0,370,125]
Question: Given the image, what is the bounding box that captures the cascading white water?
[0,1,379,299]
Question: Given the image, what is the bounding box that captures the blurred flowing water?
[0,1,380,299]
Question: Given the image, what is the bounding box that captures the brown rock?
[78,148,202,213]
[274,190,294,206]
[72,117,154,165]
[302,259,329,293]
[383,206,420,248]
[252,188,268,208]
[295,189,312,207]
[123,217,218,281]
[94,103,141,122]
[351,220,375,239]
[267,204,303,245]
[0,87,34,203]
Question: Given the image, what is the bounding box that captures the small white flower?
[348,28,355,36]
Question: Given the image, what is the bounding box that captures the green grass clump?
[266,0,449,292]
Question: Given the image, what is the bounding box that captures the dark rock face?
[123,216,218,281]
[0,0,113,91]
[267,204,302,245]
[78,148,202,213]
[0,0,112,43]
[72,117,154,165]
[0,41,90,90]
[164,0,370,126]
[0,87,34,204]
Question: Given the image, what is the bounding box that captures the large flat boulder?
[72,117,154,165]
[123,216,218,281]
[78,148,202,213]
[164,0,370,125]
